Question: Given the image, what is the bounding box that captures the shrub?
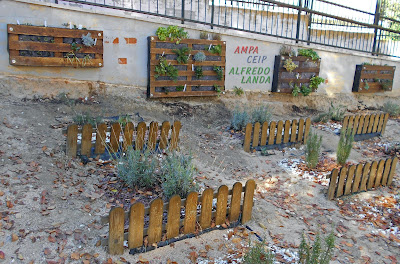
[161,152,197,198]
[173,47,191,64]
[117,148,158,189]
[305,131,322,169]
[283,58,298,72]
[251,105,272,124]
[233,86,244,96]
[298,230,335,264]
[73,112,102,126]
[298,48,320,61]
[300,85,313,96]
[231,108,250,131]
[314,103,346,123]
[337,128,354,166]
[382,101,400,117]
[231,106,272,131]
[243,240,275,264]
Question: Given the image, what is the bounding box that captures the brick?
[118,58,127,64]
[124,38,137,44]
[113,38,119,44]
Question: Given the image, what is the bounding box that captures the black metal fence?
[57,0,400,57]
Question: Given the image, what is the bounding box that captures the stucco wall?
[1,0,400,98]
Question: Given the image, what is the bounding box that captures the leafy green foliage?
[309,76,325,90]
[213,66,224,80]
[173,47,191,64]
[243,240,275,264]
[176,85,184,91]
[214,84,222,93]
[298,48,320,60]
[73,112,102,126]
[283,58,298,72]
[154,56,179,81]
[194,52,206,62]
[231,106,272,131]
[81,33,95,47]
[208,44,222,55]
[156,26,188,44]
[305,131,322,169]
[194,66,204,79]
[117,114,131,126]
[156,27,168,41]
[382,101,400,117]
[363,80,370,90]
[337,128,354,166]
[300,85,313,96]
[231,108,250,131]
[298,230,335,264]
[314,103,346,123]
[233,86,244,96]
[292,83,301,97]
[199,31,209,39]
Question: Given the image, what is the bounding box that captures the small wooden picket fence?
[243,118,311,152]
[103,180,256,255]
[341,113,389,141]
[65,121,181,158]
[327,157,398,200]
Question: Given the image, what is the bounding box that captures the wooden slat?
[344,165,356,195]
[9,40,103,53]
[348,116,355,134]
[387,157,398,186]
[303,118,311,143]
[376,113,385,133]
[148,121,158,151]
[297,118,305,142]
[9,56,103,67]
[367,114,375,133]
[123,122,134,151]
[336,167,347,197]
[94,123,107,154]
[252,122,261,148]
[328,169,339,200]
[362,115,370,134]
[381,113,389,135]
[229,182,242,222]
[283,120,291,144]
[260,122,268,146]
[148,199,163,244]
[374,160,386,187]
[110,123,121,153]
[381,158,392,186]
[135,122,146,150]
[356,115,365,134]
[66,124,78,157]
[151,36,225,44]
[372,113,381,133]
[80,124,92,156]
[362,65,395,71]
[199,188,214,229]
[243,123,253,152]
[275,121,284,144]
[367,161,378,189]
[159,121,170,150]
[352,164,363,193]
[352,115,360,135]
[166,195,181,239]
[360,73,394,79]
[242,180,256,224]
[152,79,224,86]
[170,121,181,150]
[128,203,144,249]
[184,192,198,234]
[290,119,298,143]
[150,91,219,98]
[342,116,349,131]
[8,24,103,38]
[215,185,229,225]
[359,162,371,192]
[268,121,276,145]
[108,207,124,255]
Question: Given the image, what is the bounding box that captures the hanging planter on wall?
[352,64,395,93]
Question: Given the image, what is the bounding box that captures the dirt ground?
[0,89,399,264]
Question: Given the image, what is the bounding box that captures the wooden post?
[170,121,181,150]
[81,124,92,156]
[95,123,107,154]
[66,124,78,157]
[167,195,181,239]
[108,207,125,255]
[242,180,256,224]
[327,169,338,200]
[199,188,214,229]
[387,157,398,186]
[184,192,198,234]
[243,123,253,152]
[215,185,229,225]
[252,122,261,149]
[128,203,144,249]
[148,199,163,244]
[229,182,242,222]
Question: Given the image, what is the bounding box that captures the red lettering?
[249,46,254,53]
[241,46,248,54]
[254,46,259,54]
[234,46,240,54]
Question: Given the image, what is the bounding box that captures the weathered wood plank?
[215,185,229,225]
[9,40,103,53]
[362,115,370,134]
[342,116,349,131]
[170,121,181,150]
[108,207,124,255]
[303,118,311,143]
[128,203,144,249]
[374,160,386,187]
[8,24,103,38]
[348,116,355,135]
[242,180,256,224]
[381,113,389,135]
[359,162,371,192]
[367,161,378,189]
[229,182,242,222]
[199,188,214,229]
[297,118,305,142]
[352,115,360,135]
[372,113,381,133]
[387,157,398,186]
[243,123,253,152]
[166,195,181,239]
[328,169,339,200]
[159,121,171,150]
[352,164,363,193]
[367,114,376,133]
[356,115,365,134]
[123,122,134,151]
[135,122,147,150]
[275,121,284,144]
[344,165,356,195]
[260,122,268,146]
[94,123,107,154]
[381,158,392,186]
[290,119,298,143]
[268,121,276,145]
[376,113,385,133]
[66,124,78,157]
[283,120,291,144]
[184,192,198,234]
[9,56,103,67]
[336,167,347,197]
[148,121,158,151]
[252,122,261,148]
[80,124,92,156]
[148,199,164,244]
[110,123,121,153]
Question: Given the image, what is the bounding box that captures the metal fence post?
[372,0,381,55]
[295,0,303,43]
[306,0,314,45]
[181,0,185,24]
[211,0,215,29]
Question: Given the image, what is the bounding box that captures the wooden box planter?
[352,65,395,93]
[148,36,226,98]
[271,55,321,93]
[7,24,103,67]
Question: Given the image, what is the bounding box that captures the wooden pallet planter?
[271,55,321,93]
[148,36,226,98]
[352,65,395,93]
[65,121,181,158]
[327,157,398,200]
[341,113,389,141]
[243,118,311,152]
[7,24,103,67]
[102,180,256,255]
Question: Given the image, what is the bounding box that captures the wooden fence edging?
[341,113,389,141]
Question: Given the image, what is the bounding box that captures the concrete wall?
[1,0,400,98]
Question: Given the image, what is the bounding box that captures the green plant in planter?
[309,76,325,90]
[199,31,209,39]
[300,85,313,96]
[213,66,224,80]
[194,52,206,62]
[298,48,320,61]
[207,44,222,55]
[154,56,178,81]
[381,80,393,91]
[214,84,222,93]
[194,66,203,79]
[283,58,298,72]
[292,83,301,97]
[156,27,169,41]
[363,79,370,90]
[65,42,93,67]
[173,47,191,64]
[176,85,185,91]
[156,26,188,44]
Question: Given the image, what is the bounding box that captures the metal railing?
[56,0,400,57]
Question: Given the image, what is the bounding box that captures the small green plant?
[305,131,322,169]
[292,83,301,97]
[231,108,250,131]
[362,62,373,65]
[279,45,296,56]
[156,26,188,44]
[300,85,313,96]
[243,240,275,264]
[283,58,298,72]
[176,85,185,91]
[73,112,102,126]
[251,105,272,124]
[117,114,131,126]
[194,52,206,62]
[154,56,179,81]
[363,79,369,90]
[337,128,354,166]
[81,33,96,47]
[309,76,325,90]
[212,33,222,41]
[200,31,209,39]
[173,47,191,64]
[231,106,272,131]
[233,86,244,96]
[156,27,169,41]
[298,48,320,61]
[214,84,222,93]
[382,101,400,117]
[213,66,224,80]
[314,103,346,123]
[298,230,335,264]
[161,152,198,198]
[381,80,393,91]
[194,66,203,79]
[207,44,222,55]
